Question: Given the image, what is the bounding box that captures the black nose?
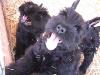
[56,25,66,33]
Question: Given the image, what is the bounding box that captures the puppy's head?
[43,0,84,51]
[19,2,50,36]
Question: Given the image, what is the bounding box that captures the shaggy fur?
[7,0,100,75]
[79,17,100,74]
[14,2,50,60]
[6,0,84,75]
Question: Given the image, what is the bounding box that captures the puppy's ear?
[35,9,49,21]
[86,17,100,27]
[71,0,80,10]
[40,10,48,17]
[63,0,80,16]
[86,17,100,32]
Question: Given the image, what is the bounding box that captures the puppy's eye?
[74,25,81,31]
[61,29,64,32]
[61,28,66,33]
[57,25,61,29]
[57,26,60,29]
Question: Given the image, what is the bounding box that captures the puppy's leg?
[57,51,80,75]
[6,46,38,75]
[79,48,95,74]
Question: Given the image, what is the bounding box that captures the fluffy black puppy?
[6,0,84,75]
[79,17,100,74]
[14,2,50,60]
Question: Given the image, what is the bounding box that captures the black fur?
[14,2,50,60]
[79,17,100,74]
[7,0,100,75]
[6,0,85,75]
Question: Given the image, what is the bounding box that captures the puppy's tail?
[71,0,80,10]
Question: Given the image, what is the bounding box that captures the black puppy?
[14,2,50,60]
[6,0,84,75]
[79,17,100,74]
